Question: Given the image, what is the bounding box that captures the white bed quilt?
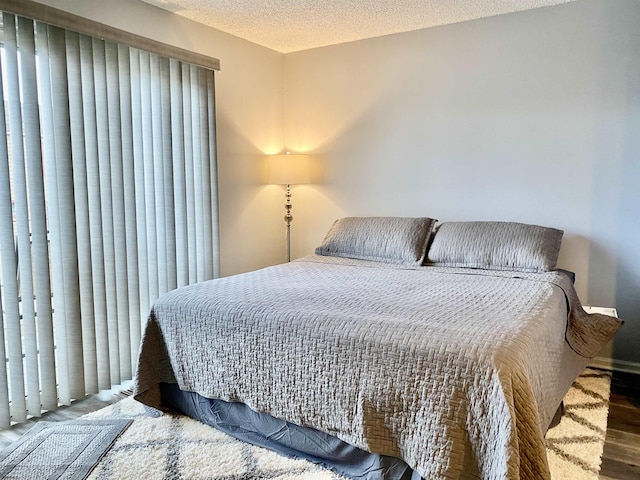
[134,255,621,479]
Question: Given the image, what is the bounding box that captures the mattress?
[134,255,620,479]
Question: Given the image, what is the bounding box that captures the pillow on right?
[425,221,564,273]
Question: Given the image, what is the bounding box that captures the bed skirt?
[159,383,420,480]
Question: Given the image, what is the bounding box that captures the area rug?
[546,367,612,480]
[0,419,132,480]
[80,368,611,480]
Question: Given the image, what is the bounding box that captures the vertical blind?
[0,12,219,427]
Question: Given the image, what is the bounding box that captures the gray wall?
[284,0,640,368]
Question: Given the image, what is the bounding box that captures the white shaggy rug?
[84,368,611,480]
[545,368,612,480]
[84,398,346,480]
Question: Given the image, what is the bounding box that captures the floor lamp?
[268,153,310,262]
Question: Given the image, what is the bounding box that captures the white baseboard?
[589,356,640,375]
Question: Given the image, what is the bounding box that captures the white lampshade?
[268,154,310,185]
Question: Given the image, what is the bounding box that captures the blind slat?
[106,41,131,380]
[79,33,111,391]
[18,16,48,415]
[182,65,197,285]
[118,44,141,374]
[48,24,85,401]
[130,49,151,320]
[151,55,168,297]
[67,30,99,395]
[92,37,120,387]
[161,58,176,293]
[140,52,159,305]
[37,21,71,405]
[207,72,221,278]
[199,68,213,280]
[3,14,29,421]
[24,26,56,413]
[190,66,205,283]
[0,38,17,428]
[170,59,188,289]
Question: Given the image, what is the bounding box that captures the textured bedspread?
[134,256,621,479]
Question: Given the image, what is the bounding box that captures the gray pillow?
[425,221,563,272]
[316,217,436,265]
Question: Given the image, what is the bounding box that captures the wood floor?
[599,370,640,480]
[0,371,638,479]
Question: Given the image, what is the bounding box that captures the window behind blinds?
[0,11,219,427]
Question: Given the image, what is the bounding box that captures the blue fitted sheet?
[160,383,420,480]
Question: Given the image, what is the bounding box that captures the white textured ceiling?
[140,0,575,53]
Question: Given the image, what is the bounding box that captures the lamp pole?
[267,152,310,264]
[285,184,292,262]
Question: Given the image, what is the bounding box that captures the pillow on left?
[315,216,436,266]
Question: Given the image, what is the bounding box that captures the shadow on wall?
[557,234,591,300]
[612,70,640,367]
[215,109,285,276]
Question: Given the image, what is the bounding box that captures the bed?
[133,218,622,480]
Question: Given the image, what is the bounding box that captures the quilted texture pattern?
[134,256,621,480]
[426,221,564,272]
[315,217,435,265]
